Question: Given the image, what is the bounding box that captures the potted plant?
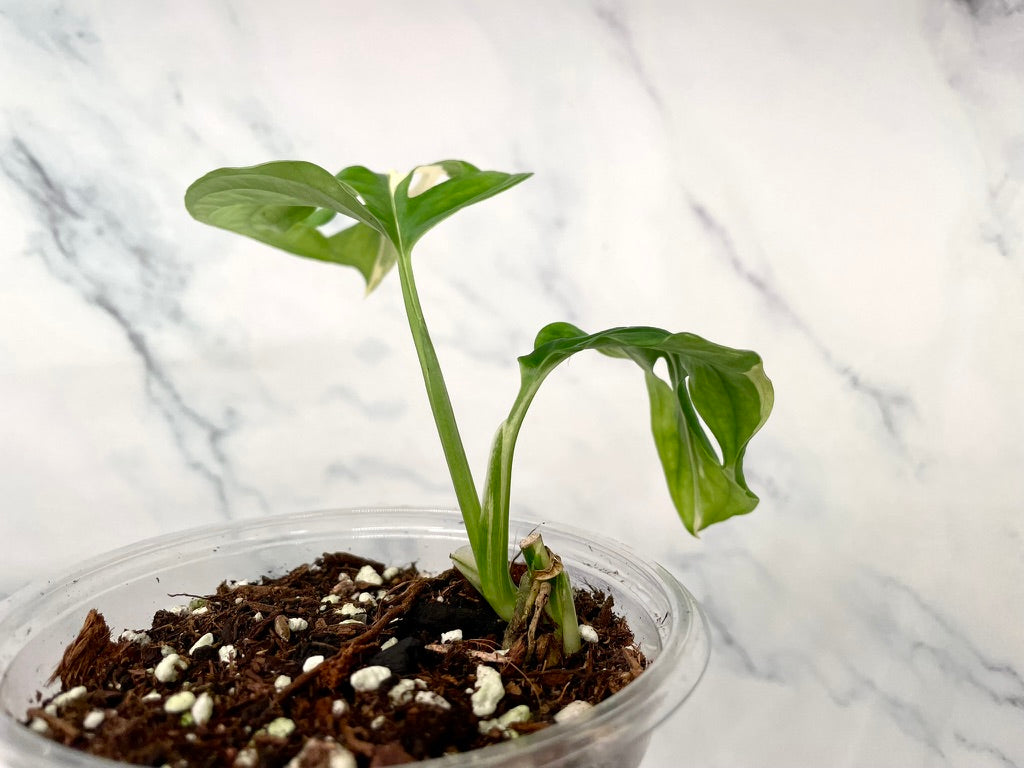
[0,160,773,767]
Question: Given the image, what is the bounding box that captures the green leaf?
[186,159,530,294]
[336,160,532,252]
[185,161,399,291]
[399,161,532,250]
[330,223,399,293]
[331,166,402,245]
[509,324,774,535]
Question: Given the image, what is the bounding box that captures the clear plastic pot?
[0,508,709,768]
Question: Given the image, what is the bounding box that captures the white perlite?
[29,717,48,733]
[414,691,451,710]
[357,592,375,605]
[331,699,349,717]
[164,691,196,714]
[478,704,531,737]
[218,645,237,663]
[440,629,463,643]
[82,710,105,730]
[285,738,357,768]
[578,624,599,643]
[349,665,392,692]
[266,717,296,739]
[554,700,594,723]
[380,637,398,651]
[141,691,162,702]
[52,686,87,708]
[274,675,292,691]
[189,632,215,655]
[338,603,365,618]
[154,653,188,683]
[288,617,309,632]
[388,678,426,706]
[234,747,258,767]
[191,692,214,726]
[381,566,399,581]
[302,655,325,673]
[370,715,386,730]
[119,630,151,645]
[471,665,505,717]
[355,565,383,586]
[321,594,341,604]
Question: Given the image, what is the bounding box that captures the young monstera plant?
[185,160,773,655]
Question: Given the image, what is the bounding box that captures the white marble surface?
[1,0,1023,765]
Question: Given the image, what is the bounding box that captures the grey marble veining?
[1,1,1022,765]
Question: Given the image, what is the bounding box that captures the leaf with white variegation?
[185,159,530,292]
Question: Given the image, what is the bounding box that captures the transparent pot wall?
[0,508,709,768]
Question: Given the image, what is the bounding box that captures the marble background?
[1,0,1023,765]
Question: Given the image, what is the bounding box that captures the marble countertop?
[1,1,1022,765]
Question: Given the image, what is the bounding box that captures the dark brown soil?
[24,551,645,767]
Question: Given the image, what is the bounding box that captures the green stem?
[394,249,482,544]
[478,428,518,618]
[480,378,545,579]
[477,382,546,618]
[482,385,539,539]
[482,374,586,651]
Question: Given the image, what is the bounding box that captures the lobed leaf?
[337,160,531,251]
[186,159,529,293]
[184,161,395,290]
[515,324,773,534]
